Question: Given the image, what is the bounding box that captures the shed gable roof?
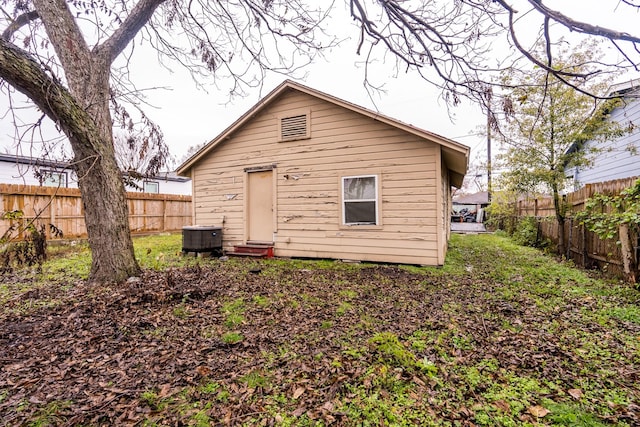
[177,80,469,186]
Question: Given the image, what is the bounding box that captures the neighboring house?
[566,80,640,189]
[0,154,191,195]
[129,171,192,196]
[177,80,469,265]
[0,154,75,188]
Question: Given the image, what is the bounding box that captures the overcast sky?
[1,0,639,181]
[129,1,490,168]
[131,0,640,173]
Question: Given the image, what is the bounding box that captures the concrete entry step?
[228,244,274,258]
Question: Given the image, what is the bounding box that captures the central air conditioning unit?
[182,226,223,253]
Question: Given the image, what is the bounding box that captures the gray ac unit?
[182,226,223,253]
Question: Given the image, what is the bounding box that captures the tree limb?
[0,38,101,153]
[526,0,640,44]
[493,0,610,100]
[96,0,166,64]
[1,10,39,41]
[32,0,90,71]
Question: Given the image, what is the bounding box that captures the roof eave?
[176,80,294,176]
[176,79,470,179]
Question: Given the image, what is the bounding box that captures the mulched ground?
[1,259,638,426]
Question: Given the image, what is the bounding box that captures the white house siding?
[569,97,640,188]
[125,177,192,195]
[154,179,192,195]
[191,89,443,265]
[0,159,77,188]
[0,160,37,185]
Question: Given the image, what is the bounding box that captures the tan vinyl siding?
[192,89,444,264]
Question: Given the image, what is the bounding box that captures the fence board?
[0,184,192,240]
[513,177,639,278]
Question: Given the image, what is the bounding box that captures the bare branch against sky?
[1,0,639,161]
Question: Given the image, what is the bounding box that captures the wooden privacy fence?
[515,177,639,277]
[0,184,192,240]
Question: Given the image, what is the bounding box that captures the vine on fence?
[575,179,640,284]
[575,179,640,239]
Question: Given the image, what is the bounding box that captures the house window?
[41,170,67,188]
[279,112,310,141]
[144,180,159,193]
[342,175,378,225]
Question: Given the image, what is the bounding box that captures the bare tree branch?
[0,38,102,153]
[526,0,640,44]
[1,10,39,41]
[96,0,165,64]
[32,0,90,74]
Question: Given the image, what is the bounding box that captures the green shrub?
[512,216,541,248]
[485,191,519,234]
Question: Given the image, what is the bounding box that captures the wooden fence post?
[162,198,167,232]
[582,224,588,268]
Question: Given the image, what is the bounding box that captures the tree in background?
[179,143,208,166]
[496,42,629,255]
[1,1,639,283]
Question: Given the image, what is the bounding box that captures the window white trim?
[144,180,160,193]
[341,174,379,225]
[40,169,68,188]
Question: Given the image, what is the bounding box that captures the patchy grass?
[0,233,638,426]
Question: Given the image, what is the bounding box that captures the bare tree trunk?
[17,0,145,283]
[63,53,141,283]
[0,37,141,283]
[556,215,566,256]
[552,185,566,256]
[73,141,141,283]
[69,78,141,283]
[618,223,637,283]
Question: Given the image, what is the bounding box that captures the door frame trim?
[243,168,277,244]
[244,163,277,173]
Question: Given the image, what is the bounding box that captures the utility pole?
[487,112,492,202]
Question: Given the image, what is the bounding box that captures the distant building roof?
[608,78,640,96]
[453,191,489,205]
[0,153,69,169]
[0,154,189,182]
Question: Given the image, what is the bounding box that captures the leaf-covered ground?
[0,234,639,426]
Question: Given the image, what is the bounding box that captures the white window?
[342,175,378,225]
[279,112,310,141]
[41,170,67,188]
[144,180,159,193]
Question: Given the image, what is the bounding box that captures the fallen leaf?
[292,387,305,399]
[158,383,171,398]
[412,375,426,386]
[528,405,550,418]
[494,399,510,413]
[195,365,211,377]
[322,401,334,411]
[568,388,583,400]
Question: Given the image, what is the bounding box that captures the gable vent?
[280,114,308,141]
